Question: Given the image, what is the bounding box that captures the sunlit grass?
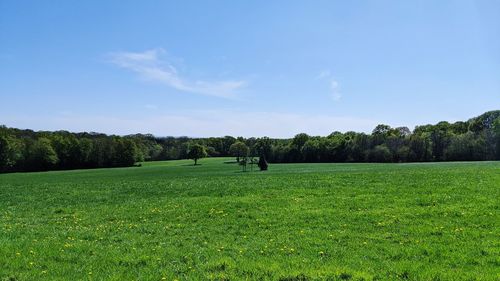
[1,158,499,280]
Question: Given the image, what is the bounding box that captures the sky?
[0,0,499,138]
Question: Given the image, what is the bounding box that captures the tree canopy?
[187,144,207,165]
[229,141,249,162]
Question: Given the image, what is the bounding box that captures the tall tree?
[0,134,21,171]
[253,137,272,160]
[229,141,249,162]
[188,144,207,165]
[26,138,59,171]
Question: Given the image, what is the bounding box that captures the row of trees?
[225,111,500,163]
[1,111,498,173]
[0,129,143,172]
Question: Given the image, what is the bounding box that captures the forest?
[1,110,499,173]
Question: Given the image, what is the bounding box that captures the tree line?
[1,110,498,173]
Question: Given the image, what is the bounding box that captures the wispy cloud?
[317,70,342,101]
[316,70,331,80]
[329,79,341,101]
[108,48,246,98]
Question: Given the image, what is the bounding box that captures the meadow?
[0,158,499,280]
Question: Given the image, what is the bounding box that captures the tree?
[187,144,207,165]
[253,137,272,160]
[258,156,268,171]
[27,138,59,170]
[395,127,411,137]
[114,138,140,166]
[468,110,500,132]
[221,136,236,156]
[368,144,392,162]
[372,124,393,136]
[429,122,452,161]
[494,118,500,160]
[292,133,309,149]
[0,134,21,171]
[372,124,395,146]
[302,139,320,162]
[349,133,369,162]
[445,133,475,161]
[408,133,432,162]
[229,141,249,162]
[78,138,93,167]
[239,156,248,172]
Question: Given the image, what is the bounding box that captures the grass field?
[0,158,499,280]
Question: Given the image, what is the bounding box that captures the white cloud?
[330,80,341,101]
[317,70,342,101]
[316,70,331,79]
[2,111,381,138]
[109,48,246,98]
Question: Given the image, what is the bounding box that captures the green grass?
[1,158,499,280]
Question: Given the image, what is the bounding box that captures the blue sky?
[1,1,499,137]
